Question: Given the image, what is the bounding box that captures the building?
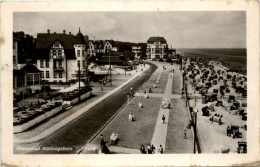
[132,45,142,59]
[88,40,118,58]
[13,64,43,100]
[146,37,168,60]
[35,28,88,83]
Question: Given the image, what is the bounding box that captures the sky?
[14,11,246,48]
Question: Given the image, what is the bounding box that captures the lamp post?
[85,50,89,87]
[109,51,112,86]
[193,111,197,154]
[78,63,80,102]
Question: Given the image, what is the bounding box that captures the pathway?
[150,71,173,153]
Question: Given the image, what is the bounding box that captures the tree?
[13,31,36,64]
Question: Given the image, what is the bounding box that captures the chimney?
[69,32,71,35]
[63,30,66,34]
[47,29,50,34]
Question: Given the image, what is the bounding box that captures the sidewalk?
[150,72,173,153]
[165,65,193,153]
[14,64,150,144]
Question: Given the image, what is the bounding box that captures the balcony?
[53,55,64,60]
[53,67,64,71]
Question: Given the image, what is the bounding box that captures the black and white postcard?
[1,1,259,166]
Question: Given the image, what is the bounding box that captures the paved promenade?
[150,64,193,154]
[80,62,193,154]
[150,71,173,153]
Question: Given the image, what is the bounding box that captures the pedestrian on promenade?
[139,101,143,108]
[158,145,164,154]
[162,100,166,108]
[130,87,133,97]
[162,115,166,124]
[129,113,133,122]
[151,144,156,154]
[184,129,187,139]
[100,134,105,145]
[140,144,146,154]
[167,100,171,109]
[147,144,152,154]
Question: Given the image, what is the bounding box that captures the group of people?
[162,100,171,109]
[140,144,164,154]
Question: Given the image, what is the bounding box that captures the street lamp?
[109,51,112,86]
[78,63,81,102]
[193,111,197,154]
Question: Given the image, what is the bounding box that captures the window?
[46,61,49,68]
[82,60,85,67]
[46,71,50,78]
[77,50,80,57]
[77,60,80,68]
[54,72,57,78]
[13,42,16,50]
[52,50,56,56]
[40,60,44,68]
[58,60,62,67]
[59,72,62,78]
[58,50,62,56]
[82,50,85,56]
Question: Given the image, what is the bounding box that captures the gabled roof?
[104,40,119,47]
[20,64,42,73]
[35,31,87,60]
[147,37,167,44]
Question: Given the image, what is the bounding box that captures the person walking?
[158,145,164,154]
[140,144,146,154]
[162,115,166,124]
[184,129,187,139]
[151,144,156,154]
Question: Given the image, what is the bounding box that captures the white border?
[1,1,259,166]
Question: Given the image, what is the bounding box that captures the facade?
[35,29,88,83]
[87,40,118,58]
[13,64,43,99]
[132,46,142,59]
[146,37,168,60]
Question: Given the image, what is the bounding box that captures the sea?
[176,48,247,74]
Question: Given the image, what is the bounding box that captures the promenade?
[82,61,194,154]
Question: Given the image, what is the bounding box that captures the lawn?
[172,74,182,95]
[91,96,162,149]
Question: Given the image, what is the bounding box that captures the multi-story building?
[132,45,142,59]
[146,37,168,60]
[87,40,118,58]
[35,28,88,83]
